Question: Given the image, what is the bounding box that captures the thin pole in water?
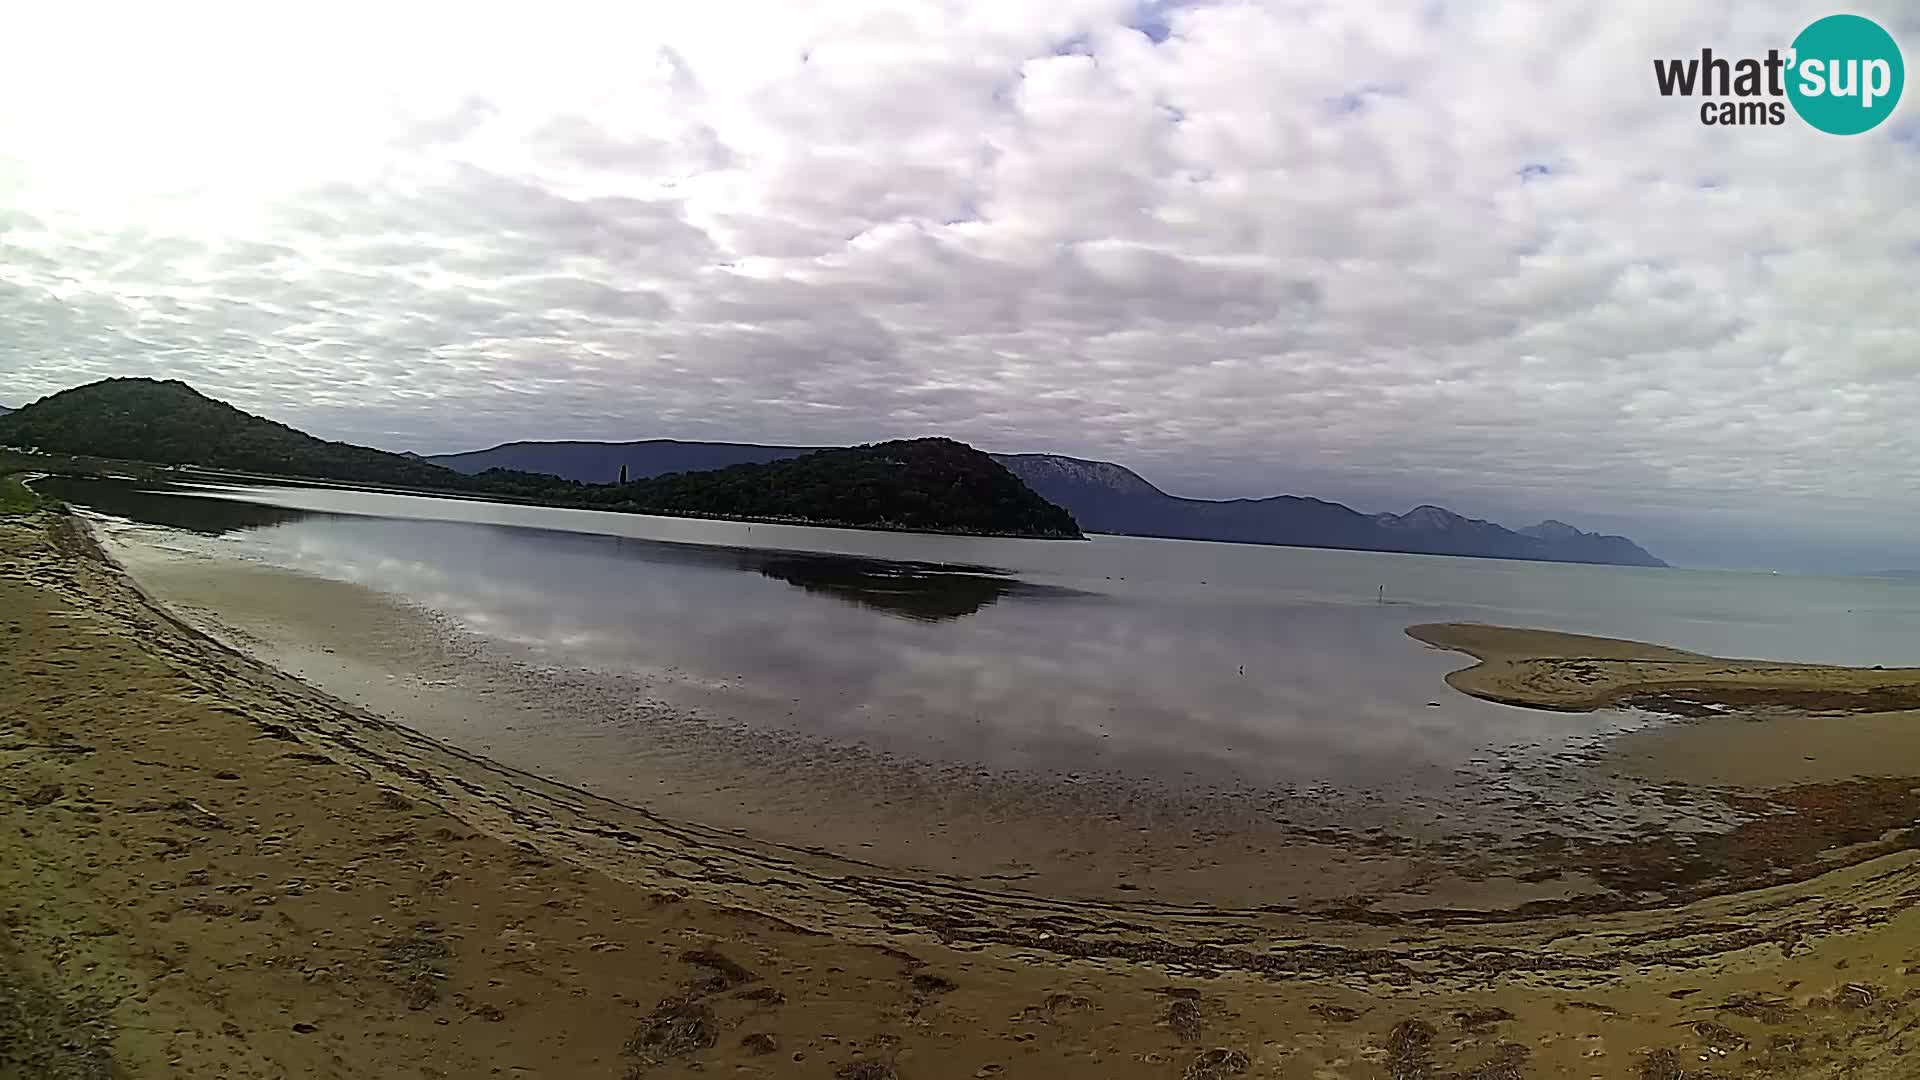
[1377,584,1384,605]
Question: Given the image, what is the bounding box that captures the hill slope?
[994,453,1666,567]
[565,439,1081,538]
[0,379,482,489]
[431,439,823,483]
[0,380,1078,539]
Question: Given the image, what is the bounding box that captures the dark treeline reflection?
[746,552,1077,621]
[36,477,314,534]
[47,476,1076,623]
[565,531,1080,622]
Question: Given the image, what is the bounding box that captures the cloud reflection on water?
[54,476,1652,788]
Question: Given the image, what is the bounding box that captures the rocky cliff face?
[1374,505,1480,533]
[988,453,1164,498]
[1520,520,1583,541]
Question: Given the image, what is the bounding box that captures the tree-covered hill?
[0,379,478,489]
[0,379,1081,539]
[569,439,1083,538]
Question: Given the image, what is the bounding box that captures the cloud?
[2,0,1918,568]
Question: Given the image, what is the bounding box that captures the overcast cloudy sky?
[2,1,1917,569]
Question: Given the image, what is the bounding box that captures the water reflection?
[56,475,1644,788]
[43,476,1066,624]
[37,476,311,534]
[746,552,1072,621]
[47,473,1920,794]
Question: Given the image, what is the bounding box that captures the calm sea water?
[40,476,1920,790]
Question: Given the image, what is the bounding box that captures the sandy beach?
[11,510,1920,1077]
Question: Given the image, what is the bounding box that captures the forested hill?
[563,439,1083,538]
[0,379,1082,539]
[0,379,486,489]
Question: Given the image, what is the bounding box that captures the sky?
[1,1,1918,571]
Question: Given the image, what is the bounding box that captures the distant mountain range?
[429,440,1667,567]
[430,439,822,483]
[995,454,1665,566]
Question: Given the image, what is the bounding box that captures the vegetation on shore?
[0,379,1082,538]
[0,473,39,516]
[0,961,116,1080]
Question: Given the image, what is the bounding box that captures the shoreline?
[10,456,1087,541]
[53,510,1920,925]
[92,507,1823,920]
[13,453,1699,567]
[12,510,1920,1075]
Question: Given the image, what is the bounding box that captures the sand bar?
[1408,621,1920,715]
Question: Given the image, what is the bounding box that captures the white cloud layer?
[3,0,1918,568]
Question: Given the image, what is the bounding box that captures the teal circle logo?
[1787,14,1904,135]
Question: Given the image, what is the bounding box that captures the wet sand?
[88,533,1433,912]
[11,513,1920,1076]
